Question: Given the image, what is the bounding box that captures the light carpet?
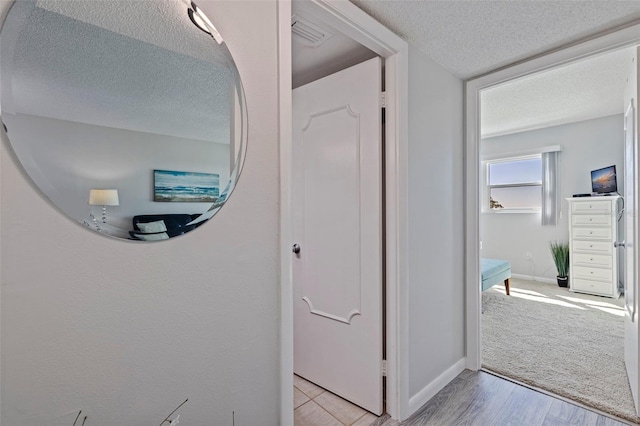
[482,278,638,423]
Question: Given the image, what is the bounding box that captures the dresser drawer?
[572,227,612,240]
[573,253,612,268]
[572,278,614,296]
[572,240,613,254]
[572,201,612,214]
[572,265,612,282]
[572,214,612,227]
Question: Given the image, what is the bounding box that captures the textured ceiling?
[481,48,634,138]
[37,0,224,64]
[7,1,640,142]
[2,0,236,143]
[291,3,377,89]
[343,0,640,136]
[291,20,377,88]
[349,0,640,79]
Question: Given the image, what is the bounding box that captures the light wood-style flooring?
[404,370,631,426]
[294,370,632,426]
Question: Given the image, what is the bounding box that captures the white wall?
[407,44,465,406]
[481,114,624,280]
[4,113,230,235]
[0,1,281,424]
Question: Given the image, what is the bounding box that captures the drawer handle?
[590,245,593,248]
[589,232,593,235]
[590,258,594,261]
[589,218,593,221]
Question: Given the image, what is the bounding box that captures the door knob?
[615,241,626,248]
[292,243,301,254]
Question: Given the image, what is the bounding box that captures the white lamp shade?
[89,189,119,206]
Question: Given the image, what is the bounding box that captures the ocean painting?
[154,170,220,202]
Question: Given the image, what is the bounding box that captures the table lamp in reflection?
[89,189,119,231]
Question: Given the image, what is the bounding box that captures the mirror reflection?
[0,0,247,240]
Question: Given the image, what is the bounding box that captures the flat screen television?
[591,165,617,194]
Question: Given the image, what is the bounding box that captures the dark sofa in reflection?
[129,214,203,240]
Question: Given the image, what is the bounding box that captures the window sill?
[482,209,541,214]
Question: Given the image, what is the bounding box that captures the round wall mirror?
[0,0,247,241]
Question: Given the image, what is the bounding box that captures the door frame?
[279,0,409,423]
[465,22,640,370]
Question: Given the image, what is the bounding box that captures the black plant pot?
[557,276,569,287]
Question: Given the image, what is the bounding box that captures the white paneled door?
[624,47,640,416]
[292,57,383,414]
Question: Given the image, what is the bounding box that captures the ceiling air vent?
[291,16,332,47]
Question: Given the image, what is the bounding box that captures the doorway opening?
[291,51,385,423]
[466,24,640,424]
[282,0,409,423]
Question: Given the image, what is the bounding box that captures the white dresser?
[566,196,621,298]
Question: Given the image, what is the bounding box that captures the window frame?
[485,154,543,213]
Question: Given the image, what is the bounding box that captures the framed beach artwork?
[154,170,220,202]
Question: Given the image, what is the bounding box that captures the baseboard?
[511,273,556,285]
[407,358,466,416]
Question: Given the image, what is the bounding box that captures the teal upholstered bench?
[481,258,511,295]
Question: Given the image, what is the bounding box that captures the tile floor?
[293,375,380,426]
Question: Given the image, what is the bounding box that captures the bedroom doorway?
[467,27,637,422]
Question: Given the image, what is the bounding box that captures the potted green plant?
[550,241,570,287]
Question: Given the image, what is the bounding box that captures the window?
[488,156,542,211]
[483,146,560,225]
